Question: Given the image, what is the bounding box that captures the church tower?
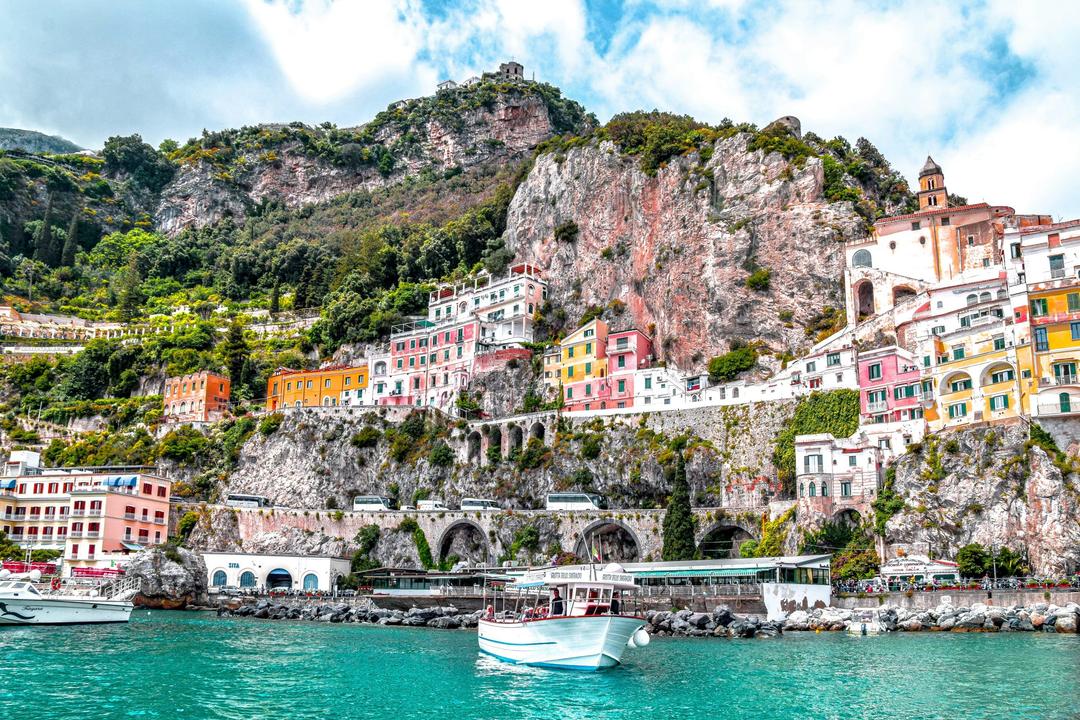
[917,155,947,211]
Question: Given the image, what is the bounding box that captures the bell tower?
[917,155,947,211]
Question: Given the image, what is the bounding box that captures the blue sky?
[1,0,1077,217]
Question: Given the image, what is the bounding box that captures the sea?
[0,611,1077,719]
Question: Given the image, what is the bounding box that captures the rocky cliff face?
[156,84,584,235]
[505,133,863,371]
[884,425,1080,575]
[126,545,208,608]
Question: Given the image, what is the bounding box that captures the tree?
[707,344,757,383]
[956,543,989,578]
[102,134,176,193]
[661,452,697,560]
[221,320,249,400]
[117,253,144,321]
[61,214,79,266]
[269,278,281,314]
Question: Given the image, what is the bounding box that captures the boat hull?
[0,597,133,626]
[478,615,644,670]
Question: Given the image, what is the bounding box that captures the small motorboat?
[0,573,138,626]
[478,563,650,671]
[847,608,883,635]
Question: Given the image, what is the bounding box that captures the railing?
[123,512,135,520]
[1031,310,1080,326]
[1041,375,1078,387]
[153,518,166,525]
[866,401,888,413]
[638,582,763,598]
[1037,402,1077,417]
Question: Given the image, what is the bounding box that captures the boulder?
[688,612,710,629]
[126,546,208,609]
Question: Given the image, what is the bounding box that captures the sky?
[0,0,1077,218]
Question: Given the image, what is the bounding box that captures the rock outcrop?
[785,602,1080,634]
[126,546,208,609]
[882,425,1080,575]
[645,606,783,638]
[505,133,865,371]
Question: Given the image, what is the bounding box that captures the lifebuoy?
[50,577,61,591]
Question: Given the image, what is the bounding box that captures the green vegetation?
[398,517,434,570]
[871,466,906,534]
[258,412,284,436]
[740,508,795,558]
[745,268,771,291]
[956,542,1028,578]
[661,453,697,560]
[0,530,61,561]
[800,521,879,580]
[350,524,381,573]
[428,440,454,467]
[772,390,860,494]
[707,342,757,383]
[508,524,542,561]
[1027,422,1078,476]
[176,511,200,541]
[351,426,382,449]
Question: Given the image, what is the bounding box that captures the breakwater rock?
[783,602,1080,633]
[218,600,483,629]
[644,607,784,638]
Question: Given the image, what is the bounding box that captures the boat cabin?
[485,564,642,622]
[0,581,42,597]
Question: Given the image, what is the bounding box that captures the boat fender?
[632,628,650,648]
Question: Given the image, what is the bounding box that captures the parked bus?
[460,498,500,511]
[225,494,271,508]
[545,493,605,511]
[353,496,393,512]
[417,499,450,511]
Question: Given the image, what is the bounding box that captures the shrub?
[707,345,757,383]
[956,543,989,577]
[177,511,199,540]
[398,517,434,569]
[517,437,549,470]
[554,220,579,242]
[258,413,284,436]
[428,440,454,467]
[580,434,602,460]
[745,268,771,291]
[156,426,210,464]
[351,426,381,449]
[773,390,860,494]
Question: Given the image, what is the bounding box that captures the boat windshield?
[0,581,40,595]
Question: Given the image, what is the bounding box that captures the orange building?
[163,371,231,424]
[266,364,369,410]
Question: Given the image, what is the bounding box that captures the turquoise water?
[1,612,1078,719]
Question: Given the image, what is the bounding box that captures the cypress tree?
[117,253,144,321]
[61,214,79,266]
[662,452,697,560]
[269,278,280,314]
[221,320,249,400]
[33,196,54,265]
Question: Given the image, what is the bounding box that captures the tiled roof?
[874,203,991,226]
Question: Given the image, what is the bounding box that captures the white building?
[794,432,882,503]
[203,551,351,592]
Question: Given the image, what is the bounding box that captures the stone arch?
[265,568,293,589]
[940,370,973,395]
[436,519,491,565]
[573,518,641,563]
[892,285,917,305]
[506,423,523,457]
[529,421,546,443]
[855,280,875,318]
[487,426,503,461]
[211,569,227,586]
[833,508,862,528]
[852,249,872,268]
[466,431,482,464]
[980,361,1015,386]
[698,523,755,559]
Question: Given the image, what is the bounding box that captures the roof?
[1018,218,1080,236]
[874,203,992,226]
[919,155,943,177]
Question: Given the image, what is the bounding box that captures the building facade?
[203,551,351,592]
[163,370,231,424]
[266,364,369,410]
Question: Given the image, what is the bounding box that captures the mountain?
[0,128,83,154]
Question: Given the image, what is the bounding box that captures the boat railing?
[638,582,763,599]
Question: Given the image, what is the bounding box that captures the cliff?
[505,132,865,371]
[882,425,1080,575]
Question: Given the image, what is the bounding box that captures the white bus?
[353,496,393,512]
[417,499,450,511]
[224,494,271,508]
[545,493,605,511]
[460,498,500,511]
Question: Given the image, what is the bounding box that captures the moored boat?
[478,563,650,670]
[0,574,138,626]
[847,608,883,635]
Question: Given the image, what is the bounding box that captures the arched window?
[928,179,936,190]
[212,570,227,586]
[821,481,829,497]
[808,482,816,497]
[303,573,319,590]
[979,291,991,303]
[239,571,256,588]
[294,401,301,408]
[1060,393,1072,413]
[799,483,804,498]
[852,249,872,268]
[965,294,978,306]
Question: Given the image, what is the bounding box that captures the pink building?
[606,329,655,409]
[857,346,926,423]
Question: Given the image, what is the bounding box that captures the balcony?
[1037,402,1078,417]
[866,401,889,413]
[70,509,86,516]
[1041,375,1079,387]
[124,512,136,520]
[153,518,166,525]
[84,531,101,538]
[69,531,84,538]
[1031,309,1080,327]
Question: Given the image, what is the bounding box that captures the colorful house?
[1004,220,1080,418]
[266,364,368,410]
[163,370,231,424]
[856,346,925,424]
[606,329,655,409]
[559,319,609,411]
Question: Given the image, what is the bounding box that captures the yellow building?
[559,319,609,410]
[266,364,369,410]
[1026,285,1080,416]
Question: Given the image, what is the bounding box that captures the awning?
[123,476,138,487]
[104,477,121,487]
[0,479,16,489]
[122,542,145,551]
[632,568,762,578]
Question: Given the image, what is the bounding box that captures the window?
[911,221,921,231]
[585,342,592,355]
[804,454,823,474]
[644,377,652,390]
[306,380,313,389]
[868,363,882,380]
[841,481,852,497]
[808,482,816,497]
[990,369,1014,384]
[1049,254,1065,278]
[142,483,152,495]
[949,377,972,393]
[584,329,594,338]
[967,235,976,247]
[1010,243,1021,259]
[617,355,626,369]
[982,258,991,268]
[1060,393,1072,413]
[567,366,574,379]
[932,325,945,335]
[1031,298,1048,317]
[585,362,592,374]
[852,249,872,268]
[566,388,573,399]
[820,481,829,497]
[994,336,1005,351]
[989,394,1009,411]
[952,346,965,361]
[923,355,931,368]
[826,353,840,367]
[567,346,575,358]
[948,402,967,419]
[585,384,592,396]
[848,455,857,467]
[1072,322,1080,341]
[806,361,816,372]
[240,571,256,588]
[344,377,351,387]
[157,486,166,498]
[893,384,917,400]
[1034,327,1049,352]
[966,293,978,306]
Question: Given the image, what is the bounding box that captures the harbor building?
[162,370,231,425]
[0,452,172,574]
[204,551,351,592]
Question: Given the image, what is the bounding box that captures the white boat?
[478,563,650,671]
[0,575,138,626]
[847,608,883,635]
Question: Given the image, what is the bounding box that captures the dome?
[919,155,943,177]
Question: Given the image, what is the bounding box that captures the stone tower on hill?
[918,155,947,210]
